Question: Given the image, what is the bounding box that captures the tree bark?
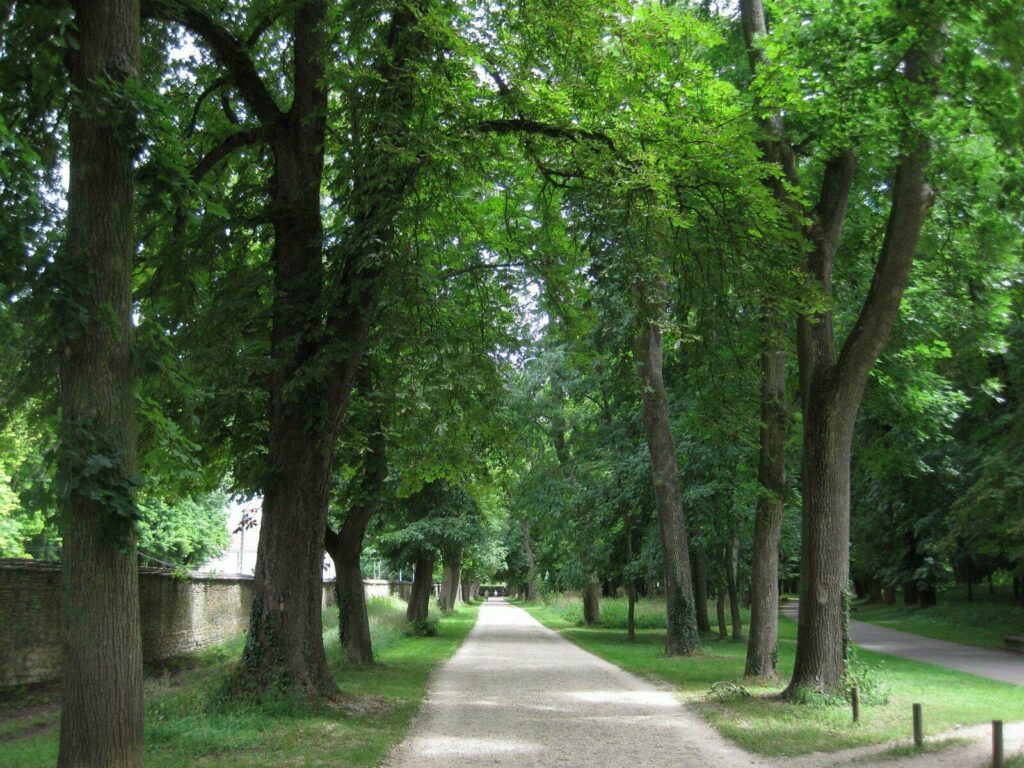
[716,586,728,640]
[324,426,387,665]
[521,520,537,601]
[626,509,637,641]
[407,552,435,623]
[691,516,712,633]
[58,2,143,764]
[635,320,700,654]
[745,337,787,677]
[440,550,462,613]
[582,574,601,625]
[727,537,744,641]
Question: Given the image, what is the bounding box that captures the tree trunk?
[58,2,143,763]
[788,399,856,694]
[583,574,601,626]
[522,520,537,601]
[903,581,919,606]
[717,587,728,640]
[691,529,712,632]
[407,553,435,623]
[440,551,462,613]
[883,586,896,605]
[635,320,700,655]
[988,574,995,596]
[323,425,385,665]
[740,0,942,698]
[918,584,937,608]
[745,331,788,679]
[727,537,744,641]
[626,509,637,641]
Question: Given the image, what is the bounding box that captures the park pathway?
[781,602,1024,687]
[385,599,769,768]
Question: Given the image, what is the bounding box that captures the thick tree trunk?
[635,320,700,654]
[727,537,744,641]
[691,529,712,632]
[583,574,601,626]
[407,553,435,623]
[58,2,143,763]
[745,335,788,678]
[788,401,856,693]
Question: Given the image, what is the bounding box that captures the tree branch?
[191,127,265,182]
[185,76,228,137]
[142,0,282,125]
[832,28,943,409]
[472,118,616,151]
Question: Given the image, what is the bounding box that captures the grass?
[0,597,479,768]
[852,586,1024,651]
[524,594,1024,757]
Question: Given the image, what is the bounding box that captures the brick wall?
[0,560,410,688]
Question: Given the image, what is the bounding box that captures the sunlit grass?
[0,597,479,768]
[524,597,1024,757]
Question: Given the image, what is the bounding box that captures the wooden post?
[851,686,860,723]
[913,703,923,748]
[993,720,1004,768]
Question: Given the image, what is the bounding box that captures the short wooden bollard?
[912,703,923,748]
[992,720,1004,768]
[851,686,860,723]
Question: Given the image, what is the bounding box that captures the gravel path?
[386,600,1021,767]
[385,600,769,768]
[782,603,1024,686]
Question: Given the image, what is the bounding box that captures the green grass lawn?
[524,595,1024,757]
[852,586,1024,650]
[0,597,478,768]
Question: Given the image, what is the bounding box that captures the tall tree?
[57,0,143,764]
[142,0,441,694]
[739,0,945,692]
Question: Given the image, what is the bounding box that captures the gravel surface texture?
[385,600,768,767]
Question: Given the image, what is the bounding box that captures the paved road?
[782,602,1024,686]
[386,600,768,768]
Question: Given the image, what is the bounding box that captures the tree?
[140,0,446,695]
[57,0,143,764]
[737,0,947,694]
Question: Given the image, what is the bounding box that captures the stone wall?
[0,560,411,688]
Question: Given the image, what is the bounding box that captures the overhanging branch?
[142,0,282,125]
[191,127,265,182]
[472,118,616,151]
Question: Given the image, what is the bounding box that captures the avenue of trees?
[0,0,1021,765]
